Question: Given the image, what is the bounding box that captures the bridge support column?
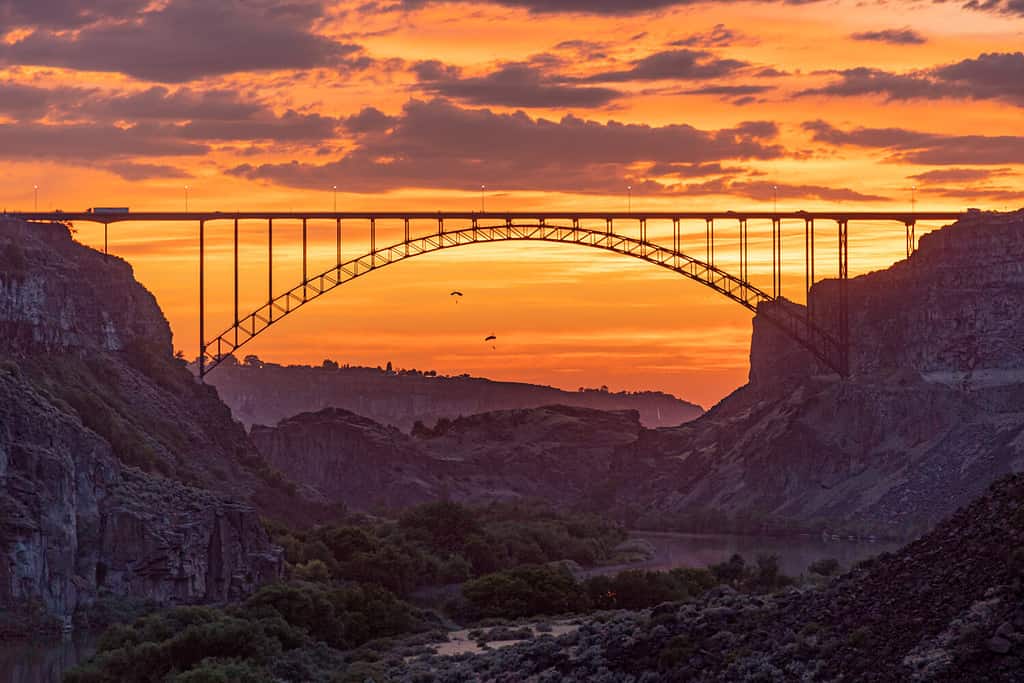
[199,219,205,380]
[370,218,377,265]
[233,218,239,347]
[805,218,815,323]
[739,218,748,282]
[103,223,108,256]
[771,217,782,299]
[838,219,849,377]
[267,218,273,323]
[639,218,647,245]
[336,218,342,268]
[905,221,916,259]
[404,218,410,256]
[706,218,714,266]
[302,218,308,301]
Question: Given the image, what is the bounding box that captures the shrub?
[462,565,587,619]
[808,557,841,577]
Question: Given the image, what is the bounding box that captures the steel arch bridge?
[13,209,965,379]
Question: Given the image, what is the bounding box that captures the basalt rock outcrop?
[0,218,284,628]
[624,209,1024,537]
[206,361,702,431]
[250,405,644,513]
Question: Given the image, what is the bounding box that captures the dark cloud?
[0,0,365,82]
[803,120,1024,165]
[584,49,749,82]
[0,0,150,30]
[342,107,398,133]
[394,0,824,14]
[646,162,744,177]
[799,52,1024,106]
[960,0,1024,17]
[671,24,741,48]
[102,161,193,181]
[229,98,785,193]
[677,177,885,201]
[0,123,208,160]
[414,61,622,108]
[850,28,927,45]
[909,168,1014,183]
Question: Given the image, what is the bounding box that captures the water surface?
[0,633,98,683]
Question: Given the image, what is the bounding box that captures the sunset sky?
[2,0,1022,407]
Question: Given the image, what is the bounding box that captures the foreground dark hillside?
[206,359,703,431]
[0,219,319,631]
[389,472,1024,681]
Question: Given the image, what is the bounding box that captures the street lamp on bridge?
[627,185,632,214]
[481,185,486,213]
[33,185,38,212]
[333,185,338,213]
[773,185,778,214]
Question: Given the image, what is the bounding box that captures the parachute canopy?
[484,335,497,342]
[450,291,463,296]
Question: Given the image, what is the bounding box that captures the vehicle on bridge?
[87,207,130,214]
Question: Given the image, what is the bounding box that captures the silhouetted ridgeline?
[0,219,304,633]
[203,359,703,431]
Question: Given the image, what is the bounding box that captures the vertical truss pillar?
[103,223,108,256]
[639,218,647,244]
[706,218,714,266]
[302,217,308,301]
[771,217,782,299]
[336,218,341,267]
[906,220,916,259]
[838,219,850,377]
[199,219,206,379]
[370,217,377,265]
[739,218,748,282]
[805,217,815,323]
[267,218,274,322]
[404,218,410,256]
[233,217,239,347]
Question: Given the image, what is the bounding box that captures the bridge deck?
[7,210,966,224]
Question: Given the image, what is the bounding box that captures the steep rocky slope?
[620,210,1024,537]
[0,218,290,628]
[391,472,1024,681]
[206,360,702,431]
[250,405,643,513]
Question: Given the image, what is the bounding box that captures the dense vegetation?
[271,500,628,597]
[461,553,793,619]
[66,501,804,682]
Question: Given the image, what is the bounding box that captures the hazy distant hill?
[204,360,704,430]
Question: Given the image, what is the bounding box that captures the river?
[594,531,904,577]
[0,532,903,682]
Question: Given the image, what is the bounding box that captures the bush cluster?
[65,581,428,683]
[272,501,627,597]
[462,554,794,619]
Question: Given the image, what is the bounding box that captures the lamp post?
[481,185,486,213]
[33,185,38,212]
[773,185,778,214]
[333,185,338,213]
[627,185,632,214]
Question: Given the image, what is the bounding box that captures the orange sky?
[2,0,1022,407]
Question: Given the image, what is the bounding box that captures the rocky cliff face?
[0,218,284,628]
[206,361,702,431]
[250,405,643,513]
[632,210,1024,537]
